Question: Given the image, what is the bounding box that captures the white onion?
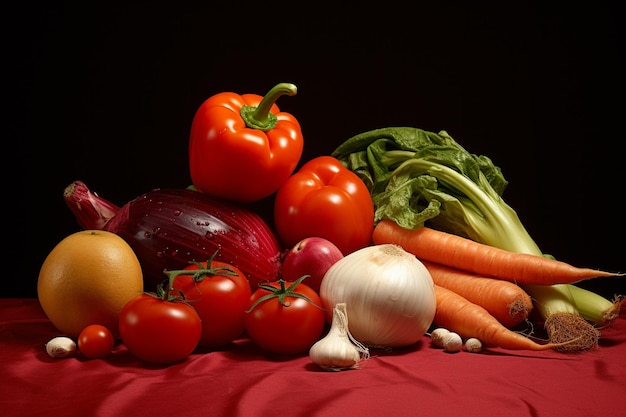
[320,244,436,348]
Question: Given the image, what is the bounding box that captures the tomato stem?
[158,251,238,302]
[240,82,297,131]
[246,276,325,313]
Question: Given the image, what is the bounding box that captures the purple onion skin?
[103,188,284,291]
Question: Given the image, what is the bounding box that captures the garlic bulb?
[320,244,437,348]
[309,303,369,371]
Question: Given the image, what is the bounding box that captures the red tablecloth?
[2,298,625,417]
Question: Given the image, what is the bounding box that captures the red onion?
[64,181,283,291]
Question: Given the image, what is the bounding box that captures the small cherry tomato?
[244,278,326,355]
[78,324,115,359]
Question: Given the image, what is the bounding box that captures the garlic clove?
[442,332,463,353]
[46,336,77,358]
[464,337,483,353]
[430,327,450,348]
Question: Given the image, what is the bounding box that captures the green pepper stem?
[240,83,297,131]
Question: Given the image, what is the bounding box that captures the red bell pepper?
[189,83,304,203]
[273,155,375,255]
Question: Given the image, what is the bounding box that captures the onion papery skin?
[101,188,283,291]
[320,244,436,348]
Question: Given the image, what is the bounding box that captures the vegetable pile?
[333,127,624,352]
[41,82,624,367]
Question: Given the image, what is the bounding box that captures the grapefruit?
[37,230,144,338]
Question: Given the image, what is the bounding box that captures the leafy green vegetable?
[331,127,541,255]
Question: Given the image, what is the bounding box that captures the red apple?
[280,237,344,294]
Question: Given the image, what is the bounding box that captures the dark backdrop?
[10,3,624,298]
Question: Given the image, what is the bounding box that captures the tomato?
[77,324,115,359]
[119,293,202,364]
[244,279,326,355]
[174,259,252,348]
[273,155,375,255]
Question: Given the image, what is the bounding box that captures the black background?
[9,3,624,298]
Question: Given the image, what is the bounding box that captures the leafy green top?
[331,127,541,255]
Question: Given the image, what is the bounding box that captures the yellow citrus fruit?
[37,230,144,338]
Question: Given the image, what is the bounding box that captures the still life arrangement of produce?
[38,82,624,369]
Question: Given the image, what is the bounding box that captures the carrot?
[433,285,569,351]
[373,220,624,285]
[423,261,533,328]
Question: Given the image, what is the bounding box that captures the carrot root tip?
[507,298,533,324]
